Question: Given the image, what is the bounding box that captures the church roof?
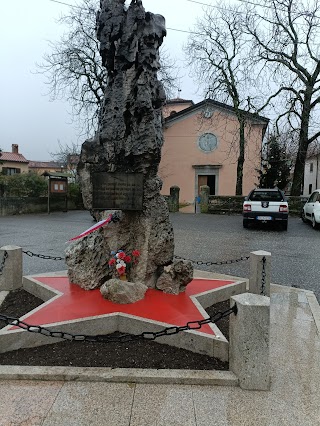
[166,98,194,105]
[165,98,269,126]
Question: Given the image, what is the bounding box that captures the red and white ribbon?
[68,214,113,242]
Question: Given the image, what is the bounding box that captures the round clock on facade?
[198,133,218,152]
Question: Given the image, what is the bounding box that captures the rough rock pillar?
[66,0,193,291]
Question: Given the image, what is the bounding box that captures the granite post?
[249,250,271,296]
[0,246,22,291]
[229,293,270,390]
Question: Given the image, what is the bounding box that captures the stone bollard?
[0,245,23,291]
[200,185,210,213]
[229,293,270,390]
[249,250,271,296]
[169,186,180,212]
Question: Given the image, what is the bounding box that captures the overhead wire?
[44,0,320,33]
[185,0,277,14]
[40,0,269,33]
[44,0,207,35]
[185,0,320,24]
[46,0,84,9]
[185,0,244,13]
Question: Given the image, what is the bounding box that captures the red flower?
[108,258,116,266]
[117,251,126,260]
[117,266,126,275]
[132,250,140,257]
[124,255,131,263]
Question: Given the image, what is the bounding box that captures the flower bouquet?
[108,249,140,279]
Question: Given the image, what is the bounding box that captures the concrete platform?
[0,277,319,425]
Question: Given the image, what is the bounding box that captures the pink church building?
[160,99,269,203]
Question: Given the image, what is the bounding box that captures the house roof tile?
[0,152,29,163]
[28,161,64,169]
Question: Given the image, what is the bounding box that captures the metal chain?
[0,305,237,343]
[261,256,266,296]
[0,251,8,275]
[22,250,64,261]
[174,254,250,266]
[21,250,249,265]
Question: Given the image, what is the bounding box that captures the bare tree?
[50,140,80,180]
[186,3,262,195]
[245,0,320,195]
[37,0,179,136]
[37,0,105,135]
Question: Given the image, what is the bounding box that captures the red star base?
[0,273,246,359]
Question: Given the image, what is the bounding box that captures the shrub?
[0,173,47,197]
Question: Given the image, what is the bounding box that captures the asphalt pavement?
[1,210,319,301]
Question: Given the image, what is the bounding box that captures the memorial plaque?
[92,173,143,210]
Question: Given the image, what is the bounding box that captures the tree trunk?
[290,149,307,195]
[290,98,311,195]
[235,118,246,195]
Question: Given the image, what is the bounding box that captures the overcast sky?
[1,0,208,161]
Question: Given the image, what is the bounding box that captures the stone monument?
[66,0,193,299]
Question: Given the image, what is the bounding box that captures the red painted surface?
[16,277,235,336]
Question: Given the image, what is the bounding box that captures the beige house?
[160,99,269,203]
[0,144,69,176]
[28,161,67,175]
[0,144,29,174]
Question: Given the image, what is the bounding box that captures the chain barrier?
[0,251,8,275]
[22,250,64,261]
[0,305,237,343]
[21,250,250,266]
[261,256,266,296]
[174,254,250,266]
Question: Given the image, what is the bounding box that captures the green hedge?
[0,173,47,197]
[206,195,307,216]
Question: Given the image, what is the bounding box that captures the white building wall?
[303,155,320,195]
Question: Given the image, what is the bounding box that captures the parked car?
[301,189,320,229]
[243,188,289,230]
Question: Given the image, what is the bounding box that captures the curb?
[306,292,320,335]
[0,365,239,387]
[271,283,320,335]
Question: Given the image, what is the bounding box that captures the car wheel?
[282,220,288,231]
[312,215,319,229]
[243,219,249,228]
